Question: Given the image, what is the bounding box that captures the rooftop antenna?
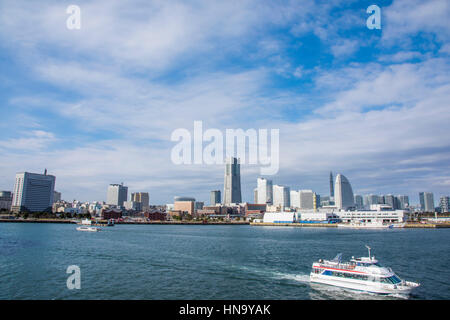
[365,245,371,260]
[44,168,47,175]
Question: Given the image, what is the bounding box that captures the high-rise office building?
[383,194,395,209]
[131,192,149,211]
[53,191,61,203]
[210,190,221,206]
[254,188,258,203]
[273,185,290,209]
[419,192,435,212]
[364,194,379,208]
[107,183,128,207]
[299,190,315,210]
[334,174,355,210]
[11,171,56,212]
[256,178,273,205]
[439,196,449,213]
[397,195,409,209]
[354,195,364,209]
[223,157,242,204]
[329,171,334,198]
[0,191,13,211]
[290,190,300,209]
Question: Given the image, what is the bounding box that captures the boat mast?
[365,245,371,260]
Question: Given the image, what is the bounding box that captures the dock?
[250,222,337,227]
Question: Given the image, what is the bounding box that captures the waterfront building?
[273,185,290,209]
[298,210,340,223]
[354,195,364,209]
[419,192,435,212]
[334,174,355,210]
[337,207,409,223]
[210,190,221,206]
[11,171,56,212]
[439,196,450,213]
[256,178,273,205]
[107,183,128,207]
[131,192,150,211]
[0,191,12,211]
[263,211,299,223]
[223,157,242,205]
[174,196,196,215]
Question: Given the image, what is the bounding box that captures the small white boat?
[76,226,100,232]
[310,246,420,295]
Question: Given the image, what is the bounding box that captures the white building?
[290,190,300,209]
[334,174,355,210]
[337,208,409,223]
[257,178,273,205]
[298,210,339,222]
[263,211,298,223]
[107,183,128,207]
[273,185,290,209]
[12,171,56,212]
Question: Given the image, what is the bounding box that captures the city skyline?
[2,167,444,208]
[0,1,449,204]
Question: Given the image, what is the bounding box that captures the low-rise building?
[263,211,299,223]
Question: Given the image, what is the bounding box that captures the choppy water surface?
[0,223,448,299]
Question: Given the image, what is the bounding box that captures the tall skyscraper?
[334,174,355,210]
[384,194,395,209]
[210,190,221,205]
[290,190,300,208]
[256,177,273,204]
[365,194,379,208]
[107,183,128,207]
[223,157,242,204]
[53,191,61,203]
[0,191,13,211]
[329,171,334,198]
[11,171,56,212]
[419,192,435,212]
[131,192,150,211]
[273,185,290,209]
[397,195,409,209]
[440,196,449,213]
[300,190,315,210]
[354,195,363,209]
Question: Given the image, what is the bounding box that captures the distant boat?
[80,219,92,225]
[76,226,100,232]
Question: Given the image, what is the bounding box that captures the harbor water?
[0,223,449,300]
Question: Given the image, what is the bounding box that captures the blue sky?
[0,0,449,205]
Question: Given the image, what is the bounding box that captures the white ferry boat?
[310,246,420,295]
[76,226,100,232]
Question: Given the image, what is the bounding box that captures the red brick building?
[144,211,167,221]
